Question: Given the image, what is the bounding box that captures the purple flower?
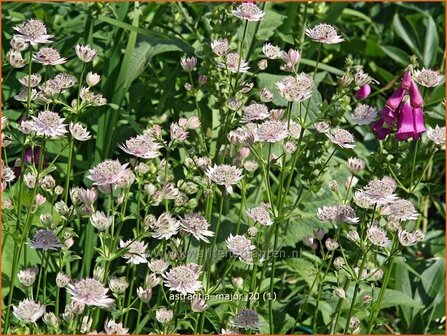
[355,84,371,100]
[395,102,415,141]
[371,118,390,140]
[380,106,397,124]
[412,107,426,139]
[409,81,423,108]
[386,88,405,110]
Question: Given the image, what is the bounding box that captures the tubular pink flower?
[354,84,371,100]
[401,71,412,89]
[371,118,390,140]
[412,107,426,140]
[386,88,405,110]
[395,102,415,141]
[409,81,423,108]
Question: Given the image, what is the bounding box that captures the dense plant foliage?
[1,2,445,334]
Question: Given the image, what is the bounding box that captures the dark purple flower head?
[380,106,397,124]
[355,84,371,100]
[371,118,391,140]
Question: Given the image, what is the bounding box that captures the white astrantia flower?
[381,199,419,222]
[156,307,173,323]
[211,38,229,56]
[241,103,270,123]
[326,128,355,149]
[262,43,281,59]
[414,68,445,87]
[180,213,214,243]
[13,299,45,323]
[221,53,250,73]
[148,259,170,274]
[360,176,398,206]
[90,211,113,231]
[427,125,446,146]
[306,23,344,44]
[232,3,265,21]
[119,240,149,264]
[18,267,39,287]
[14,19,53,46]
[104,319,129,335]
[30,110,67,139]
[54,73,77,89]
[33,47,66,65]
[69,122,91,141]
[226,234,255,261]
[151,212,180,240]
[246,204,273,226]
[88,160,130,190]
[398,229,424,246]
[367,225,391,247]
[67,278,114,308]
[348,157,366,173]
[75,44,97,63]
[18,73,41,87]
[276,74,313,102]
[118,134,162,159]
[206,164,243,194]
[163,263,202,294]
[351,104,378,125]
[2,164,16,190]
[255,120,289,143]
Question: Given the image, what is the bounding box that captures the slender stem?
[367,237,398,333]
[410,140,420,187]
[207,188,225,289]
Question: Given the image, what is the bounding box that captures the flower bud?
[334,287,346,299]
[56,272,70,288]
[10,35,29,51]
[86,72,100,87]
[191,298,208,312]
[257,59,268,70]
[355,84,371,100]
[137,287,152,303]
[156,307,173,323]
[232,277,244,290]
[18,267,39,287]
[43,312,59,328]
[198,75,207,86]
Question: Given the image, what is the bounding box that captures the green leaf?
[392,14,422,58]
[380,46,411,66]
[423,15,439,68]
[421,257,445,298]
[374,289,424,309]
[205,308,221,333]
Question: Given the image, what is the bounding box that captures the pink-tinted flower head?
[354,84,371,100]
[409,81,423,108]
[401,71,412,89]
[386,88,405,110]
[232,3,265,21]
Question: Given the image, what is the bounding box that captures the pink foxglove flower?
[409,81,423,108]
